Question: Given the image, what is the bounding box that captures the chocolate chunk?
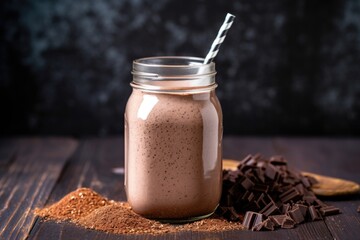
[256,193,268,208]
[240,177,255,190]
[251,223,263,231]
[252,169,266,183]
[262,218,275,231]
[239,155,258,172]
[256,161,267,169]
[241,190,255,203]
[268,215,287,227]
[281,216,296,229]
[219,154,342,231]
[303,195,317,205]
[295,183,306,195]
[319,206,340,216]
[269,155,287,165]
[282,203,291,214]
[357,206,360,213]
[252,218,275,231]
[227,206,241,221]
[279,188,301,203]
[265,164,278,180]
[309,206,322,221]
[260,201,279,217]
[242,211,263,230]
[301,176,311,188]
[288,206,305,224]
[294,203,308,217]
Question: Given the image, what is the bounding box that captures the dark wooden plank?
[323,198,360,240]
[29,219,335,240]
[0,138,17,167]
[0,138,78,240]
[28,138,126,239]
[29,137,336,240]
[37,137,125,202]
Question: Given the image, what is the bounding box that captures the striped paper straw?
[203,13,235,64]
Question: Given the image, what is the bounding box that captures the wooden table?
[1,137,359,239]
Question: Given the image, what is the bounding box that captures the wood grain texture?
[323,198,360,240]
[28,138,126,239]
[0,138,78,240]
[1,137,359,239]
[0,139,17,167]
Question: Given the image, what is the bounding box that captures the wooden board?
[0,138,78,240]
[0,137,359,239]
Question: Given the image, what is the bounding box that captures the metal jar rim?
[131,56,217,92]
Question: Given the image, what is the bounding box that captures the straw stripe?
[203,13,235,64]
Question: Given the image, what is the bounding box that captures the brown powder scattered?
[34,188,244,235]
[77,202,172,234]
[34,188,112,221]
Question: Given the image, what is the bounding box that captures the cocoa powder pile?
[34,188,113,221]
[35,188,243,235]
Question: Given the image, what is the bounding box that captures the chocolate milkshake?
[125,56,223,221]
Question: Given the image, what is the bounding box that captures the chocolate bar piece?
[281,216,296,229]
[294,203,308,217]
[242,211,263,230]
[279,188,301,203]
[218,154,342,232]
[281,203,291,214]
[269,215,287,227]
[288,206,305,224]
[260,201,279,217]
[309,206,322,221]
[319,206,340,216]
[252,218,275,231]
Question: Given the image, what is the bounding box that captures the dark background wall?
[1,0,359,136]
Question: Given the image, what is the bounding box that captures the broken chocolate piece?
[260,201,279,217]
[303,195,317,205]
[281,216,296,229]
[219,154,342,232]
[282,203,291,214]
[242,211,263,230]
[301,176,311,188]
[279,188,301,203]
[269,155,287,165]
[252,218,275,231]
[319,206,340,216]
[309,206,322,221]
[252,184,269,193]
[227,206,241,221]
[288,206,304,224]
[268,215,287,227]
[240,190,255,203]
[294,203,308,217]
[265,164,278,180]
[240,177,255,190]
[262,218,275,231]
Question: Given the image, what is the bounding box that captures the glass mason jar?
[125,56,223,222]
